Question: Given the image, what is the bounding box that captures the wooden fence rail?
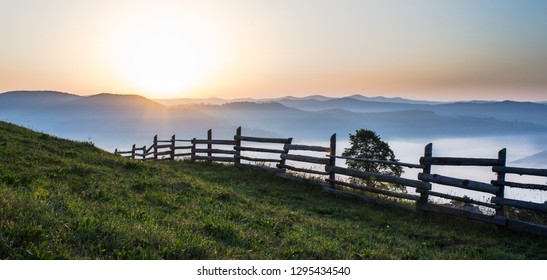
[235,127,292,173]
[115,128,547,235]
[276,135,334,183]
[330,155,422,169]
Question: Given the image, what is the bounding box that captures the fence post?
[418,143,433,205]
[234,127,241,166]
[328,133,337,188]
[191,138,196,162]
[142,146,146,160]
[153,135,158,160]
[494,148,507,216]
[114,148,118,155]
[207,129,212,163]
[131,144,136,159]
[278,137,293,172]
[170,134,175,160]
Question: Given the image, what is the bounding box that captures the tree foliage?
[342,129,404,191]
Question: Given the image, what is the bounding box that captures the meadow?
[1,121,545,259]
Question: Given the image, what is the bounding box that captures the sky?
[1,0,547,101]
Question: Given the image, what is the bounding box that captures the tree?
[342,129,404,191]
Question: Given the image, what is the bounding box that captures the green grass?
[0,121,545,259]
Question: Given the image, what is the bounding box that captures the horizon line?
[1,89,546,103]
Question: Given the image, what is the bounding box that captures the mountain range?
[153,94,442,106]
[155,95,547,126]
[1,90,546,165]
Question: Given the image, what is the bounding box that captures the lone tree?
[342,129,404,191]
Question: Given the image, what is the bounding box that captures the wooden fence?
[115,127,547,235]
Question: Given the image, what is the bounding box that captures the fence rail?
[115,127,547,235]
[330,155,422,169]
[420,157,502,166]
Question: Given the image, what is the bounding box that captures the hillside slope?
[0,121,545,259]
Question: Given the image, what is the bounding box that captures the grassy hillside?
[0,121,545,259]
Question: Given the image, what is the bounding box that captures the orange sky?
[1,0,547,101]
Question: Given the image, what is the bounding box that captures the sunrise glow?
[1,0,546,101]
[106,11,222,99]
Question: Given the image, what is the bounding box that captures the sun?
[108,14,220,99]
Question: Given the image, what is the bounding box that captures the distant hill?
[0,91,234,150]
[275,98,547,126]
[154,94,335,106]
[276,97,431,113]
[156,94,435,106]
[70,93,164,108]
[271,95,334,102]
[345,94,442,105]
[0,90,80,111]
[432,101,547,126]
[154,97,261,106]
[512,150,547,167]
[186,101,547,140]
[43,93,166,116]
